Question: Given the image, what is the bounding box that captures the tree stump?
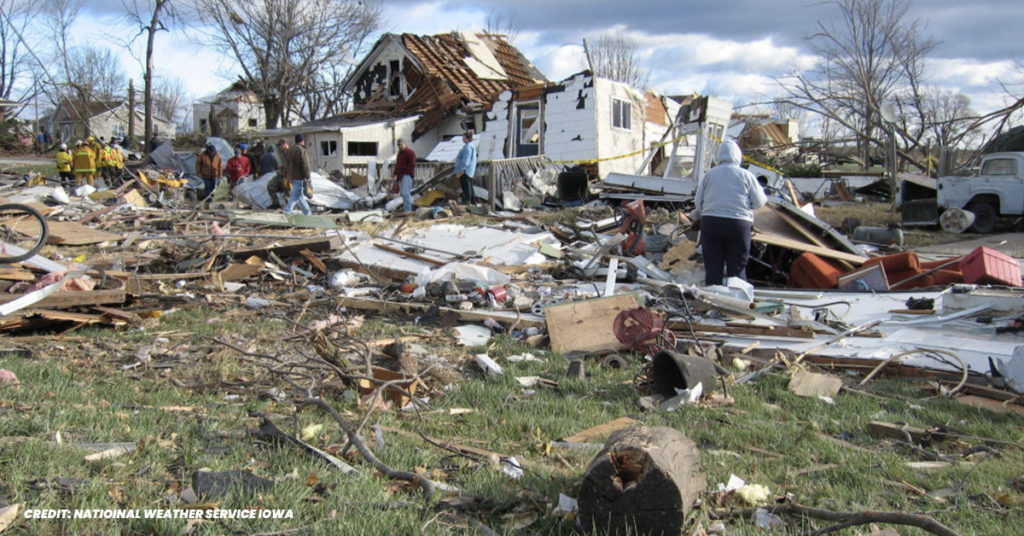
[577,426,705,536]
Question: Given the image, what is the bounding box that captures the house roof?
[346,31,546,138]
[56,99,174,125]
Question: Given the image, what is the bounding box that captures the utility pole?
[33,80,40,154]
[581,38,594,73]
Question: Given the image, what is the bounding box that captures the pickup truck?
[936,151,1024,233]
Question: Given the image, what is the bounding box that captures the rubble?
[3,138,1024,536]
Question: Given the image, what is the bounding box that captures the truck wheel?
[967,202,997,234]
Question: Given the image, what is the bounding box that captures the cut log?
[578,426,705,536]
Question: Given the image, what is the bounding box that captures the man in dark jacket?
[393,139,415,212]
[195,143,223,203]
[283,134,312,215]
[261,144,280,174]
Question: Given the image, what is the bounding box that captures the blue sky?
[53,0,1023,124]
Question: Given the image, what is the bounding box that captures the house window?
[519,107,539,145]
[347,141,378,157]
[612,98,631,131]
[320,140,338,157]
[199,119,208,132]
[112,124,127,137]
[248,118,258,127]
[389,60,401,97]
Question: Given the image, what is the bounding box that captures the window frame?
[611,97,632,131]
[320,140,338,157]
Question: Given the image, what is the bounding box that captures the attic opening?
[389,60,402,98]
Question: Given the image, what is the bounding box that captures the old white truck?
[936,151,1024,233]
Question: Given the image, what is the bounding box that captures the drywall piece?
[545,293,640,354]
[455,325,491,347]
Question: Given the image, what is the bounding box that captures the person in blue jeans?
[454,131,477,204]
[393,139,416,212]
[283,133,312,215]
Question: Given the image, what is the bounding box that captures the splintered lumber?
[578,426,705,536]
[0,278,126,310]
[665,320,814,339]
[224,235,341,260]
[559,417,639,443]
[545,293,639,354]
[752,231,867,265]
[336,295,544,328]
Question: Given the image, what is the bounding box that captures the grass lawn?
[2,302,1021,535]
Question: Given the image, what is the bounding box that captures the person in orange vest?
[55,142,73,188]
[72,140,96,186]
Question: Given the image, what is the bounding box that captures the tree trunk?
[264,98,281,130]
[128,79,136,149]
[143,7,158,154]
[577,426,705,536]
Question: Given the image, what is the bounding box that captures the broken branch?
[716,503,961,536]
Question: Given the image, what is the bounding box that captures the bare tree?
[192,0,382,128]
[123,0,179,152]
[775,0,937,175]
[152,75,188,124]
[65,47,127,102]
[0,0,36,103]
[484,9,519,43]
[585,34,650,89]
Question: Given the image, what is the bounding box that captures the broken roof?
[344,31,546,138]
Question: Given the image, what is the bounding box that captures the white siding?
[594,77,647,178]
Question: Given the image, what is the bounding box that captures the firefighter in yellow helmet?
[72,140,96,186]
[55,142,73,188]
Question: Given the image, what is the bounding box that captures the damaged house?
[46,98,177,144]
[730,114,801,161]
[192,80,266,136]
[479,71,733,184]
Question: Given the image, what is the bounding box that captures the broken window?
[320,140,338,157]
[515,101,540,157]
[389,60,402,98]
[980,158,1018,176]
[199,119,208,132]
[347,141,378,157]
[612,98,631,131]
[248,118,258,128]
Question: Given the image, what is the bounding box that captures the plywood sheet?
[545,294,639,354]
[47,221,122,245]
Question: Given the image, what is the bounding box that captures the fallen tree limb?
[300,397,437,501]
[715,503,960,536]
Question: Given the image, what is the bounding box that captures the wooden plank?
[225,235,341,260]
[867,421,933,443]
[560,417,639,443]
[0,268,36,281]
[666,321,814,339]
[956,395,1024,417]
[753,231,867,265]
[336,295,544,327]
[545,294,639,354]
[47,221,123,245]
[0,279,126,309]
[32,309,111,324]
[373,242,445,266]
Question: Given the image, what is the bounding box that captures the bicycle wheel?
[0,203,49,263]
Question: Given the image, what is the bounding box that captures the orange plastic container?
[961,247,1022,287]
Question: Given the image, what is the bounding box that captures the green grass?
[1,308,1022,535]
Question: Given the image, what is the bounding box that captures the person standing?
[55,143,74,188]
[195,142,223,203]
[283,134,312,215]
[260,143,279,175]
[454,131,477,204]
[393,139,416,212]
[691,139,767,286]
[265,140,289,209]
[243,142,260,177]
[72,140,96,186]
[225,145,252,194]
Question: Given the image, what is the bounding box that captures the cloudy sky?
[58,0,1023,123]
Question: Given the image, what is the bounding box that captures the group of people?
[54,136,127,188]
[194,134,312,215]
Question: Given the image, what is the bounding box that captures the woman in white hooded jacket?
[691,140,767,285]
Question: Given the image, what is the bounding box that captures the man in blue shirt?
[454,131,477,204]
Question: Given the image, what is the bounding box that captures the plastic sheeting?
[234,172,362,210]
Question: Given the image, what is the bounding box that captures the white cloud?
[929,58,1016,89]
